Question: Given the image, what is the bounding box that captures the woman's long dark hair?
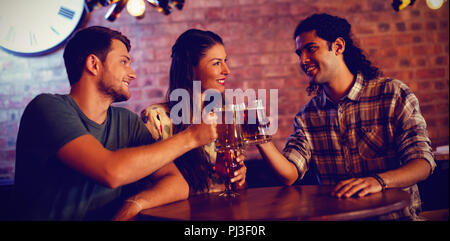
[167,29,224,193]
[293,13,382,95]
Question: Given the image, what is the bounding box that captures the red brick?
[416,68,446,79]
[0,0,447,182]
[394,33,421,44]
[0,150,16,161]
[285,76,308,89]
[0,138,6,149]
[187,0,224,8]
[169,8,205,22]
[264,78,286,90]
[129,88,142,101]
[352,23,376,34]
[395,22,407,32]
[426,21,438,30]
[437,31,449,42]
[412,45,443,55]
[262,65,298,78]
[144,88,165,99]
[376,58,398,70]
[205,8,224,20]
[435,56,448,66]
[360,35,395,46]
[434,80,447,90]
[232,66,263,80]
[378,23,390,32]
[410,22,422,30]
[385,70,414,81]
[420,104,436,115]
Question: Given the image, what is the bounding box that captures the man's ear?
[333,37,346,55]
[85,54,102,76]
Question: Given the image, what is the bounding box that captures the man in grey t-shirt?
[13,26,218,220]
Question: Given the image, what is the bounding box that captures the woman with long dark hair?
[141,29,247,194]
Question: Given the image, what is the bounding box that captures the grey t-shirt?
[13,94,154,220]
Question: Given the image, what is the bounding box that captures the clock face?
[0,0,85,56]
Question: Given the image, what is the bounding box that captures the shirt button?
[345,165,352,173]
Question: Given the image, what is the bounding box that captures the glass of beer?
[215,148,241,197]
[213,105,244,150]
[242,99,272,145]
[213,104,244,197]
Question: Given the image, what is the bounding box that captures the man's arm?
[257,114,312,185]
[333,158,432,198]
[112,162,189,221]
[257,142,299,185]
[57,121,216,188]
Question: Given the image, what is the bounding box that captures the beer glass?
[213,104,244,197]
[215,148,241,197]
[213,105,244,150]
[242,99,272,145]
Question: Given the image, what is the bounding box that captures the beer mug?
[242,99,272,145]
[213,104,244,151]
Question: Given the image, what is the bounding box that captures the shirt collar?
[319,73,365,108]
[347,73,365,101]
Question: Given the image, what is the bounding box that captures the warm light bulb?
[127,0,146,17]
[426,0,446,9]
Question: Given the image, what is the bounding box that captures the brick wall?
[0,0,448,182]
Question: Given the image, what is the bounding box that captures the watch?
[0,0,86,56]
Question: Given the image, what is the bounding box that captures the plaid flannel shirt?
[283,73,436,220]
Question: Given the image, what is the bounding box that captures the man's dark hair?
[63,26,131,86]
[293,13,382,95]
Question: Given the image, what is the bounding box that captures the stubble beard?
[98,78,129,103]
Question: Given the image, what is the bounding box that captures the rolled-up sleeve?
[394,83,436,174]
[282,115,312,181]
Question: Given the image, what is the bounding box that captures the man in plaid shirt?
[257,13,436,220]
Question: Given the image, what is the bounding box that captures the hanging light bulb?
[127,0,146,17]
[426,0,447,9]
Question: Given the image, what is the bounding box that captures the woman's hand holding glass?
[230,150,246,187]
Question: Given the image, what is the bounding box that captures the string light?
[85,0,185,21]
[127,0,146,17]
[426,0,447,9]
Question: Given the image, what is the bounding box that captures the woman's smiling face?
[194,44,230,94]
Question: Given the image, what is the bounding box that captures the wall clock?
[0,0,86,56]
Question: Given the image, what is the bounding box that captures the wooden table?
[139,185,410,221]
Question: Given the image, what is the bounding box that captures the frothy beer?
[241,100,272,145]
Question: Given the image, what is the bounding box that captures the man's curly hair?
[294,13,382,95]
